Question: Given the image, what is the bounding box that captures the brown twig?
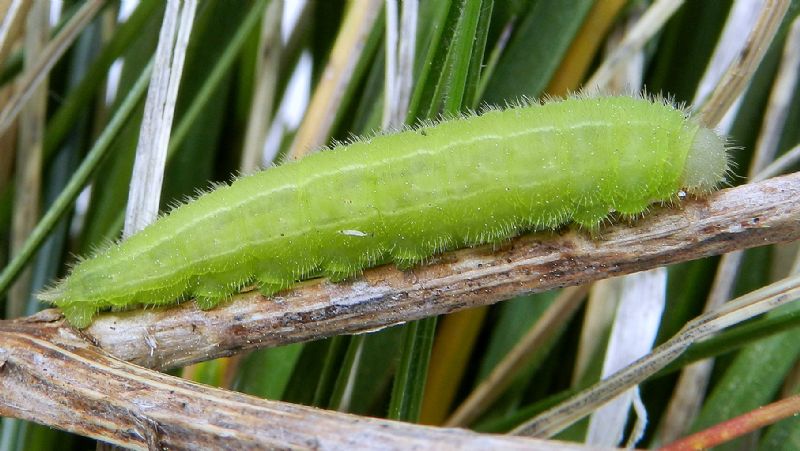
[0,315,596,450]
[56,171,800,370]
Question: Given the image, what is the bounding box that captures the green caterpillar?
[40,96,729,328]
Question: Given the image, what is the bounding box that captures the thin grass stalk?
[240,0,282,173]
[511,273,800,438]
[8,0,47,319]
[0,0,104,135]
[287,0,382,159]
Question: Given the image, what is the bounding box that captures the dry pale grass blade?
[123,0,197,237]
[8,0,47,319]
[0,0,32,66]
[511,273,800,438]
[240,0,282,173]
[287,0,382,159]
[597,2,645,93]
[692,0,763,128]
[751,15,800,177]
[444,286,589,428]
[545,0,628,96]
[586,268,666,446]
[656,12,800,442]
[0,0,104,135]
[753,143,800,182]
[75,174,800,371]
[697,0,790,128]
[574,278,621,384]
[382,0,417,128]
[0,0,24,191]
[585,0,684,90]
[396,0,417,121]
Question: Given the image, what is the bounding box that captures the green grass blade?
[481,0,594,103]
[689,303,800,451]
[234,343,304,400]
[388,317,437,421]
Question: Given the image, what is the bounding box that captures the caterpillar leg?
[572,204,609,232]
[194,294,228,310]
[253,258,299,297]
[60,302,98,329]
[391,248,427,270]
[322,259,363,282]
[256,276,293,297]
[192,271,249,310]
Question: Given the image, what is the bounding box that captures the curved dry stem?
[0,316,591,450]
[511,273,800,438]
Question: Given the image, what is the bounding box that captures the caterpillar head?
[682,126,730,194]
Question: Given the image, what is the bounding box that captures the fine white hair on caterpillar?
[39,95,730,328]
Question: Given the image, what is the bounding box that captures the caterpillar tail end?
[682,127,730,194]
[35,284,64,303]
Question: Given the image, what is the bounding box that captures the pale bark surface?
[0,315,591,450]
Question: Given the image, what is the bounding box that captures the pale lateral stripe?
[104,117,675,290]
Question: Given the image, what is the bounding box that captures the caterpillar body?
[40,96,730,328]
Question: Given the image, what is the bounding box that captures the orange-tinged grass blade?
[661,393,800,451]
